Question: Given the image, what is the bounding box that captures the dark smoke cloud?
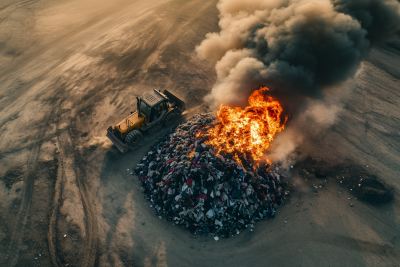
[196,0,400,109]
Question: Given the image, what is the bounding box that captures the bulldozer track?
[75,164,98,267]
[71,133,99,267]
[5,133,42,266]
[47,150,63,267]
[48,121,98,267]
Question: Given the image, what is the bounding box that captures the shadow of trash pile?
[133,114,288,238]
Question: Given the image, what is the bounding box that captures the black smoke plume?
[196,0,400,109]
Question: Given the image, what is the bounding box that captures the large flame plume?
[205,87,287,165]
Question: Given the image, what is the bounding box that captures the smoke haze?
[196,0,400,109]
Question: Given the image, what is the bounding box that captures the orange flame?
[205,87,287,164]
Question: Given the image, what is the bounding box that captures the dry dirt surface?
[0,0,399,266]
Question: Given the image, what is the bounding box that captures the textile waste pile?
[133,114,288,237]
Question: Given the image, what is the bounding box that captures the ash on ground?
[133,114,288,238]
[296,157,394,205]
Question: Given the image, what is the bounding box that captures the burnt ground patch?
[331,164,394,204]
[295,157,394,205]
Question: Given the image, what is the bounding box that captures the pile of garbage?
[133,114,287,237]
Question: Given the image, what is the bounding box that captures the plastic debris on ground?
[133,113,287,238]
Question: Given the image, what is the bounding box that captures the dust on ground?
[0,0,399,266]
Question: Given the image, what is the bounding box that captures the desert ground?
[0,0,399,266]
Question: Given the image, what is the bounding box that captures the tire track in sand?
[48,118,98,267]
[4,132,42,266]
[47,149,63,267]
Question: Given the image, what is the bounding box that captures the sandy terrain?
[0,0,399,266]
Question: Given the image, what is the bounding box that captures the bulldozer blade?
[163,90,186,113]
[106,126,129,153]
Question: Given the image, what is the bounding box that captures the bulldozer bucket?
[163,90,186,113]
[106,126,130,153]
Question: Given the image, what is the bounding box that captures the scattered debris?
[335,164,394,204]
[133,114,286,237]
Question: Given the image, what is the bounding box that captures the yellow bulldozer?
[106,89,186,153]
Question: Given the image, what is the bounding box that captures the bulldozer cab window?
[140,101,151,120]
[150,103,163,123]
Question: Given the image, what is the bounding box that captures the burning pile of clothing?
[133,114,287,237]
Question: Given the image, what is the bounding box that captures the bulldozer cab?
[139,90,169,124]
